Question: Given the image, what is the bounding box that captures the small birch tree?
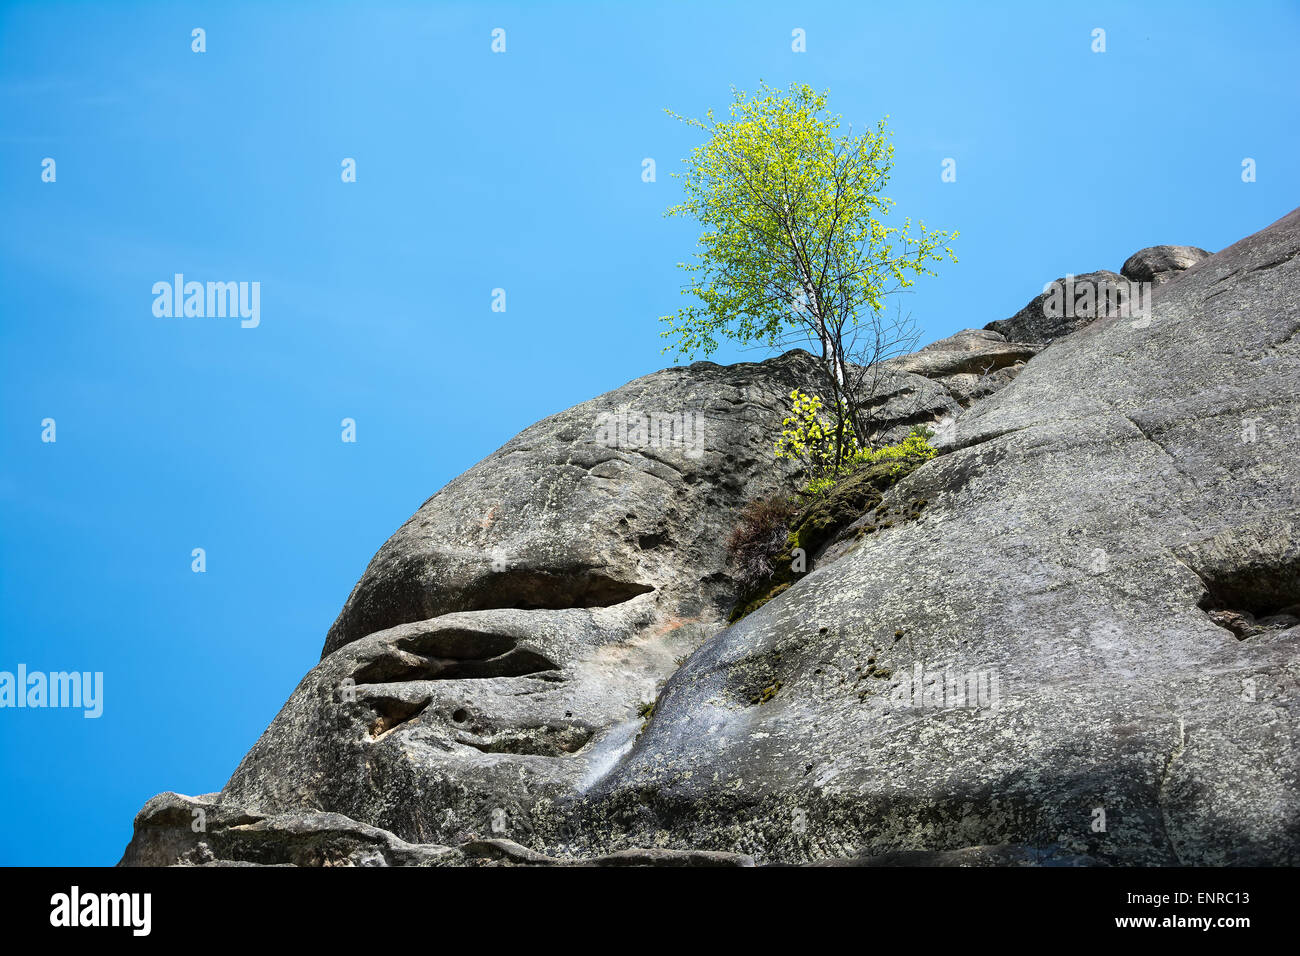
[661,82,957,468]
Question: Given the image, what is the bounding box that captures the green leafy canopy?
[660,82,957,360]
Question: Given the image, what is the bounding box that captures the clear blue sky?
[1,0,1297,865]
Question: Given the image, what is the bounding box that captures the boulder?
[1121,244,1212,285]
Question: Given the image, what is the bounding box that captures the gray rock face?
[1121,244,1212,285]
[319,351,825,663]
[121,208,1300,866]
[581,207,1300,865]
[220,351,829,849]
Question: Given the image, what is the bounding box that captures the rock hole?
[1178,521,1300,640]
[353,630,562,683]
[461,569,654,612]
[367,695,431,738]
[456,725,595,757]
[325,564,656,656]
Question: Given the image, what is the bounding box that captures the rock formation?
[986,243,1211,345]
[122,209,1299,866]
[1121,244,1212,286]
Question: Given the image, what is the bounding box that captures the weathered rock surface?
[121,209,1300,866]
[218,350,832,851]
[121,792,753,866]
[583,208,1300,865]
[829,328,1041,451]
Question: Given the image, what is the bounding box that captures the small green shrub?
[853,425,937,476]
[796,426,937,497]
[774,389,859,485]
[802,475,839,497]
